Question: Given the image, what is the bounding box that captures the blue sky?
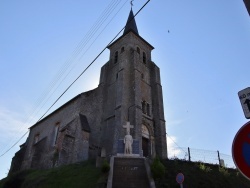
[0,0,250,179]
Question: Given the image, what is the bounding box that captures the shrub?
[199,163,212,173]
[3,170,29,188]
[151,157,165,179]
[101,160,110,173]
[219,166,230,176]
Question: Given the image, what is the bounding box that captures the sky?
[0,0,250,179]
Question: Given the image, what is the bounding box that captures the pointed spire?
[123,9,139,35]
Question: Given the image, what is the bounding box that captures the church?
[9,9,168,173]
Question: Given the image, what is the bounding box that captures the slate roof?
[123,9,138,35]
[108,9,154,50]
[29,88,98,129]
[244,0,250,16]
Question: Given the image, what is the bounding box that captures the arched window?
[53,122,60,146]
[143,52,146,64]
[114,51,118,63]
[121,47,125,53]
[142,124,150,139]
[137,47,140,54]
[141,100,150,116]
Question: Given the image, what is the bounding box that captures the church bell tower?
[99,9,167,159]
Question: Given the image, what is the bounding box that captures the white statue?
[123,122,134,154]
[124,130,133,154]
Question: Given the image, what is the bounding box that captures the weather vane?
[130,0,134,7]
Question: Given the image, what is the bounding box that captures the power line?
[0,131,29,157]
[166,133,188,155]
[38,0,151,121]
[0,0,151,157]
[0,0,125,154]
[78,0,129,61]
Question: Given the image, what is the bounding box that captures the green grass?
[156,159,250,188]
[1,159,249,188]
[0,160,104,188]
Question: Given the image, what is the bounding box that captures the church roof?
[123,9,139,35]
[29,88,98,129]
[108,9,154,50]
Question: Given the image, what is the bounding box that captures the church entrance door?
[142,137,149,157]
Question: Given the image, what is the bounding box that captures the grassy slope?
[156,159,250,188]
[0,159,249,188]
[0,160,104,188]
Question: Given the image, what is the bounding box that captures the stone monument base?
[116,153,140,157]
[117,139,140,155]
[107,156,156,188]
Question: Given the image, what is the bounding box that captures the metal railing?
[168,147,235,168]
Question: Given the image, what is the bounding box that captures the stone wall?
[9,145,27,174]
[100,31,167,159]
[10,87,103,173]
[150,62,168,158]
[9,28,168,174]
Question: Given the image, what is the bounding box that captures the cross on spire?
[123,121,134,134]
[130,0,134,7]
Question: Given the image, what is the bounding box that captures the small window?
[116,73,118,79]
[121,47,125,53]
[143,52,146,64]
[53,124,60,146]
[137,47,140,54]
[147,103,150,116]
[34,134,40,144]
[114,51,118,64]
[141,101,147,114]
[141,73,144,79]
[142,101,150,116]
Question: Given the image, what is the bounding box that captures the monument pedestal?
[107,156,155,188]
[116,153,140,157]
[106,122,155,187]
[117,139,140,156]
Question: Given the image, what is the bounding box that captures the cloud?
[167,135,188,160]
[167,135,180,157]
[167,119,184,127]
[0,107,30,150]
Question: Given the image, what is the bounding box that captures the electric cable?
[0,0,151,157]
[166,133,188,156]
[38,0,151,122]
[0,0,123,154]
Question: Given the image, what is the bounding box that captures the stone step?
[112,157,150,188]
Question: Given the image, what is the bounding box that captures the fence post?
[188,147,191,162]
[217,150,221,167]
